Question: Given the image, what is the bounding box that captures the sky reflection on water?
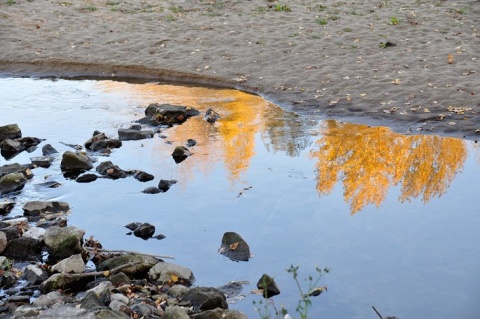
[1,77,479,319]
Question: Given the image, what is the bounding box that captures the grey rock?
[30,156,53,168]
[13,305,43,317]
[85,132,122,151]
[42,143,59,156]
[0,231,6,254]
[131,303,163,318]
[164,305,190,319]
[0,124,21,141]
[109,272,131,287]
[110,293,129,306]
[118,128,154,141]
[22,226,46,240]
[81,290,107,312]
[60,151,94,173]
[23,201,70,218]
[18,136,44,148]
[0,172,27,194]
[3,237,42,260]
[192,309,248,319]
[97,254,159,277]
[32,291,68,307]
[0,163,32,178]
[149,262,195,287]
[0,138,24,153]
[181,287,228,311]
[144,103,200,125]
[51,254,86,274]
[168,285,190,298]
[133,223,155,239]
[44,226,85,261]
[24,264,49,284]
[96,161,127,179]
[96,308,131,319]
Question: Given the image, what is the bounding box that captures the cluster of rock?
[0,105,264,319]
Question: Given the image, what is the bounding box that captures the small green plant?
[254,265,329,319]
[455,7,467,14]
[315,4,327,11]
[389,16,399,25]
[6,0,15,5]
[288,32,299,38]
[166,14,176,21]
[329,15,340,21]
[274,4,291,12]
[316,17,328,25]
[343,27,352,32]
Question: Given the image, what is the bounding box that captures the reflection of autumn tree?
[97,81,312,183]
[311,120,467,214]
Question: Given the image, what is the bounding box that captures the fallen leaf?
[391,79,402,85]
[448,54,455,64]
[170,274,179,283]
[423,108,430,113]
[229,242,239,250]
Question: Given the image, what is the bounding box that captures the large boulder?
[143,103,200,125]
[60,151,94,175]
[149,262,195,286]
[0,124,22,141]
[3,237,43,260]
[44,226,85,261]
[51,254,86,274]
[0,172,27,194]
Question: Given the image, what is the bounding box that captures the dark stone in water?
[18,137,44,148]
[75,174,98,183]
[96,161,127,179]
[133,171,154,182]
[30,156,53,168]
[42,144,58,156]
[186,139,197,147]
[0,173,27,194]
[133,223,155,239]
[60,151,94,176]
[125,222,142,231]
[218,232,251,262]
[158,179,177,192]
[205,108,221,123]
[256,274,280,298]
[182,287,228,311]
[172,146,192,164]
[118,128,154,141]
[85,132,122,151]
[143,103,200,126]
[0,124,22,142]
[0,201,15,215]
[142,187,162,194]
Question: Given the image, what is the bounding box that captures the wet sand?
[0,0,479,139]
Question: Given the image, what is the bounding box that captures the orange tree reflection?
[311,120,467,214]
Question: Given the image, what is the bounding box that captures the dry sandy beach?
[0,0,479,139]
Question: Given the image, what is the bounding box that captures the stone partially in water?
[133,223,155,239]
[22,201,70,220]
[218,232,251,262]
[142,187,162,194]
[256,274,280,298]
[204,108,221,124]
[158,179,177,192]
[133,170,154,182]
[118,128,154,141]
[0,201,15,215]
[172,146,192,164]
[85,132,122,152]
[143,103,200,126]
[96,161,127,179]
[42,144,58,156]
[60,151,94,175]
[0,172,27,194]
[30,156,53,168]
[0,124,22,141]
[75,174,98,183]
[181,287,228,311]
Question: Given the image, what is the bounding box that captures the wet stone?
[60,151,94,175]
[132,223,155,239]
[181,287,228,311]
[172,146,192,164]
[144,103,200,125]
[0,124,22,141]
[24,264,49,285]
[118,128,154,141]
[142,186,162,194]
[0,201,15,215]
[133,170,154,182]
[204,108,221,124]
[158,179,177,192]
[186,139,197,147]
[256,274,280,298]
[0,172,27,194]
[42,143,59,156]
[218,232,251,262]
[22,201,70,219]
[76,173,98,183]
[30,156,53,168]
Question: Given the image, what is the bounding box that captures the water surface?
[1,77,479,319]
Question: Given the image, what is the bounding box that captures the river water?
[1,77,479,319]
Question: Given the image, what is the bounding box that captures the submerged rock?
[22,201,70,220]
[76,173,98,183]
[132,223,155,239]
[142,186,162,194]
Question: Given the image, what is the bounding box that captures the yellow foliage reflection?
[97,81,302,183]
[311,120,467,214]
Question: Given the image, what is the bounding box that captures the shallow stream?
[1,77,479,319]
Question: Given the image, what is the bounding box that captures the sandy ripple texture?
[0,0,479,139]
